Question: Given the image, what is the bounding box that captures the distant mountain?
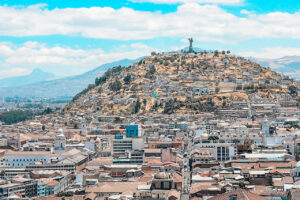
[252,56,300,81]
[0,68,54,87]
[0,58,140,98]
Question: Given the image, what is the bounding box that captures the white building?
[112,138,143,157]
[2,151,51,167]
[193,143,236,161]
[54,128,66,154]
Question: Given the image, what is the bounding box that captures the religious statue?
[188,38,193,53]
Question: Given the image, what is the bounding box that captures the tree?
[232,139,240,144]
[109,80,122,92]
[42,107,52,115]
[145,65,156,78]
[215,87,220,94]
[222,101,227,108]
[208,136,219,142]
[0,110,35,125]
[288,85,298,95]
[214,50,219,57]
[226,50,231,54]
[152,101,158,110]
[42,125,46,131]
[123,74,131,85]
[222,50,226,55]
[236,84,242,90]
[133,98,141,114]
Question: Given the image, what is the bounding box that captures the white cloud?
[0,42,14,58]
[0,68,31,79]
[0,3,300,42]
[0,42,154,78]
[130,43,152,49]
[129,0,242,4]
[239,47,300,59]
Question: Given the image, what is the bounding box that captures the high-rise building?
[126,125,139,138]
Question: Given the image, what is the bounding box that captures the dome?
[96,137,101,143]
[295,131,300,136]
[58,128,63,135]
[57,128,65,138]
[154,172,170,179]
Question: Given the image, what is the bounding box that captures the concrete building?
[112,138,143,157]
[2,151,51,167]
[193,143,236,161]
[126,125,139,138]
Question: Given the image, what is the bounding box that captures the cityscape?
[0,1,300,200]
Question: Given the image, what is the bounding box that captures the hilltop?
[67,51,300,115]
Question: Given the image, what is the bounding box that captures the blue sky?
[0,0,300,78]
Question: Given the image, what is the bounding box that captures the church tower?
[54,128,66,153]
[81,118,87,135]
[262,115,270,136]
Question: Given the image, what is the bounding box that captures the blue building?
[126,125,139,138]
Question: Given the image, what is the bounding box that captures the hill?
[252,56,300,81]
[67,51,300,115]
[0,58,139,98]
[0,68,54,87]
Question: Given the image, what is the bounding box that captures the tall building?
[262,115,270,135]
[112,138,143,157]
[126,125,139,138]
[81,118,87,135]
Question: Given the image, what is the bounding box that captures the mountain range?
[0,58,139,98]
[252,56,300,81]
[0,68,54,88]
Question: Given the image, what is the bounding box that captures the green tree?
[214,50,219,57]
[145,65,156,78]
[123,74,132,85]
[109,80,122,92]
[288,85,298,95]
[0,110,35,125]
[133,98,141,114]
[236,84,242,90]
[42,107,52,115]
[232,139,240,144]
[208,136,219,142]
